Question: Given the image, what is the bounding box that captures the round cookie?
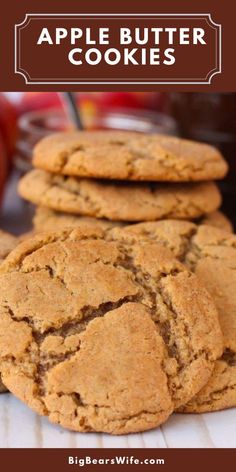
[0,229,19,393]
[18,169,221,222]
[0,227,222,434]
[200,211,233,233]
[113,221,236,412]
[33,131,228,182]
[33,207,124,232]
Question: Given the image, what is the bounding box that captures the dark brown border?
[0,0,236,90]
[1,448,236,472]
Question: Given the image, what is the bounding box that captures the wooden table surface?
[0,171,235,448]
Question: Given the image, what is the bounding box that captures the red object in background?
[80,92,167,111]
[16,92,62,115]
[15,92,167,116]
[0,132,8,202]
[0,94,18,162]
[0,94,18,201]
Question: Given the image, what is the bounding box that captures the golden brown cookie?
[113,221,236,412]
[200,211,233,233]
[33,207,124,232]
[0,227,222,433]
[18,170,221,222]
[0,229,19,393]
[33,131,228,182]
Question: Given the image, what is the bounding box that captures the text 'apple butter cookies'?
[0,227,222,433]
[18,169,221,222]
[0,229,19,393]
[32,131,228,182]
[113,221,236,412]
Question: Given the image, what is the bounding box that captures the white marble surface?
[0,171,236,448]
[1,393,236,448]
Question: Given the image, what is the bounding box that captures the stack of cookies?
[17,131,230,232]
[0,130,235,436]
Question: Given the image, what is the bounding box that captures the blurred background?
[0,91,235,231]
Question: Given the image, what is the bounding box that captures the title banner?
[0,0,235,91]
[15,13,221,85]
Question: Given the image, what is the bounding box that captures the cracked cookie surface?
[32,131,228,182]
[0,227,222,433]
[0,229,18,393]
[115,221,236,412]
[18,169,221,222]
